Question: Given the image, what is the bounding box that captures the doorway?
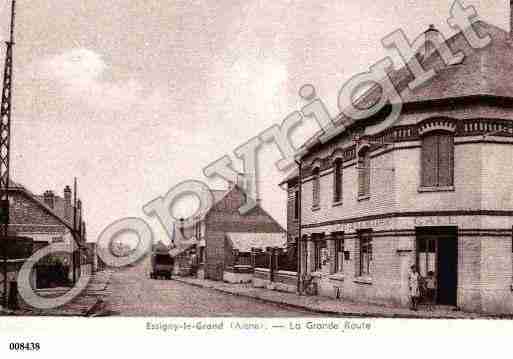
[416,227,458,306]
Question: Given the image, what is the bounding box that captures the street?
[103,259,320,317]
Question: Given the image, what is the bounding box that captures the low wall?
[223,265,253,284]
[252,267,297,293]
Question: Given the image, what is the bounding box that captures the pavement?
[0,269,113,317]
[172,276,511,319]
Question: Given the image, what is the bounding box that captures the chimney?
[43,190,55,209]
[77,199,82,223]
[64,185,72,222]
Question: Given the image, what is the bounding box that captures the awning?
[226,232,286,253]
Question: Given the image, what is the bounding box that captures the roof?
[34,194,70,225]
[211,189,229,204]
[7,179,84,246]
[281,21,513,184]
[351,21,512,107]
[226,232,287,252]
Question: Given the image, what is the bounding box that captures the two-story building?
[283,20,513,314]
[174,184,285,281]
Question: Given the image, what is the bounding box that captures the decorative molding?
[296,117,513,179]
[302,210,513,229]
[418,117,457,136]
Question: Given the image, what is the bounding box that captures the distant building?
[174,185,285,281]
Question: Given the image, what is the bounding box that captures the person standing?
[190,250,198,278]
[409,265,421,311]
[425,271,437,311]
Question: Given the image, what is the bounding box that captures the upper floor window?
[294,190,299,220]
[358,147,371,198]
[421,131,454,187]
[312,167,320,208]
[333,158,343,203]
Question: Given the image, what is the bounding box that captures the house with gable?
[1,180,87,294]
[173,184,285,281]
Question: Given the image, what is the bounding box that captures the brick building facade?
[181,185,285,281]
[285,21,513,314]
[3,181,87,289]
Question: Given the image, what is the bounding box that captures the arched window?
[312,167,320,208]
[421,131,454,187]
[333,158,343,203]
[358,147,371,198]
[312,166,320,208]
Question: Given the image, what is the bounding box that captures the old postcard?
[1,0,513,357]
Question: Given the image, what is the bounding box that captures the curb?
[171,277,503,319]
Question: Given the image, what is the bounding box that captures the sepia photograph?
[1,0,513,356]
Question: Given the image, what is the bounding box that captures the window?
[334,236,344,273]
[312,167,320,208]
[199,246,205,264]
[417,237,436,277]
[313,235,326,271]
[294,190,299,220]
[421,131,454,187]
[359,231,372,276]
[358,148,371,198]
[333,159,343,203]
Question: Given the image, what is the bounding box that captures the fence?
[251,247,297,293]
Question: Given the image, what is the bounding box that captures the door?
[416,229,457,306]
[436,236,457,305]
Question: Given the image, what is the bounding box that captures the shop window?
[417,237,436,277]
[359,231,372,276]
[334,236,344,273]
[312,167,320,208]
[358,148,371,198]
[333,158,343,203]
[421,131,454,187]
[313,236,327,271]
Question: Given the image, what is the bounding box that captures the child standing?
[425,271,437,311]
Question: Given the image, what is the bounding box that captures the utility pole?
[1,0,16,309]
[72,177,77,284]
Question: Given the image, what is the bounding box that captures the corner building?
[287,21,513,314]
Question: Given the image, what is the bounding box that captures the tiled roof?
[211,189,228,204]
[346,21,511,110]
[281,21,513,184]
[8,180,74,231]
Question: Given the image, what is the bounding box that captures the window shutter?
[358,151,370,197]
[333,160,342,202]
[364,154,370,195]
[312,168,320,206]
[421,134,438,186]
[437,133,454,186]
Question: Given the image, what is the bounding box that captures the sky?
[0,0,507,243]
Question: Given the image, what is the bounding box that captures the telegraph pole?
[1,0,16,309]
[72,177,77,284]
